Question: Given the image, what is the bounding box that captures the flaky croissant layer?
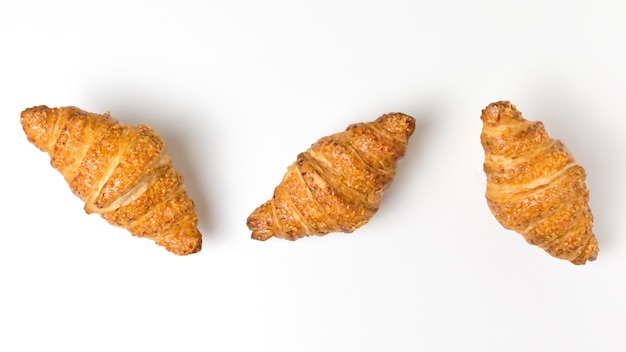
[480,101,598,264]
[21,105,202,255]
[247,112,416,241]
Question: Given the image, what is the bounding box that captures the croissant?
[247,112,415,241]
[480,101,598,264]
[20,105,202,255]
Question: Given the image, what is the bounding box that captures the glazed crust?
[247,112,415,241]
[21,105,202,255]
[480,101,598,264]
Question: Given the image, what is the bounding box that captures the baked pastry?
[21,105,202,255]
[480,101,598,264]
[247,112,415,241]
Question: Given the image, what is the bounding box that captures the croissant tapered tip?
[251,230,274,241]
[570,237,599,265]
[22,105,47,114]
[157,228,203,255]
[481,101,524,126]
[20,105,55,152]
[247,202,275,241]
[376,112,416,140]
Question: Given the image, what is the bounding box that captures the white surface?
[1,0,625,351]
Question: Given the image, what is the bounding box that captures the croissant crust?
[247,112,415,241]
[21,105,202,255]
[480,101,598,264]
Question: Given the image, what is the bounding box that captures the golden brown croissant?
[480,101,598,264]
[21,105,202,255]
[247,112,415,241]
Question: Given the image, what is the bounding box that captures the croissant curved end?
[481,101,523,125]
[377,112,416,140]
[157,228,203,255]
[20,105,54,152]
[247,202,275,241]
[570,237,599,265]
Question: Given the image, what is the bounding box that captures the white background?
[1,0,625,351]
